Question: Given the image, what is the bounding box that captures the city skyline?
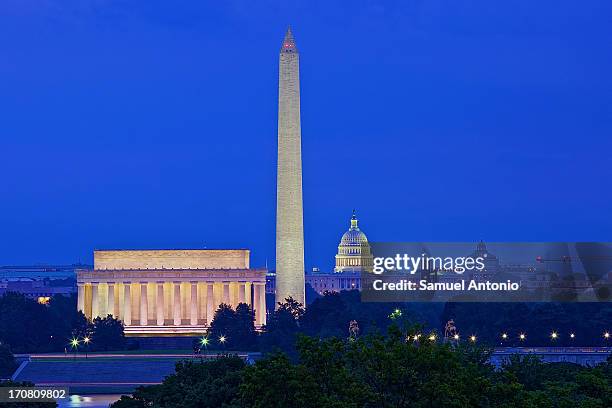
[1,2,611,270]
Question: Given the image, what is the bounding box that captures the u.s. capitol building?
[267,211,373,297]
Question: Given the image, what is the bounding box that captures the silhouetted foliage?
[112,327,612,408]
[0,344,17,378]
[90,314,125,351]
[0,293,53,353]
[441,302,612,346]
[0,292,125,353]
[112,356,245,408]
[208,303,257,351]
[258,297,304,357]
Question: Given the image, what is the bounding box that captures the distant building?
[306,270,361,294]
[0,263,88,279]
[0,264,83,304]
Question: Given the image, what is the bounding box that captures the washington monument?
[275,27,305,306]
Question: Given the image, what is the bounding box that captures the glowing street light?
[453,334,460,341]
[570,333,575,339]
[219,335,227,344]
[604,332,610,340]
[428,334,436,341]
[389,309,402,319]
[200,337,210,347]
[70,338,79,360]
[550,332,558,340]
[469,335,477,343]
[519,333,526,341]
[83,336,91,359]
[501,333,508,340]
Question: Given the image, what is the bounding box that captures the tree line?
[0,292,125,355]
[112,324,612,407]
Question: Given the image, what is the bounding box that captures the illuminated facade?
[275,27,306,306]
[334,211,373,273]
[77,249,267,336]
[266,212,372,297]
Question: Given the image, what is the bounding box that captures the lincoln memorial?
[76,249,267,336]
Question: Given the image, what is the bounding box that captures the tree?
[233,303,257,350]
[0,292,101,353]
[47,294,91,350]
[110,326,612,408]
[112,357,245,408]
[0,344,17,378]
[90,315,125,351]
[258,297,304,357]
[0,293,52,353]
[239,352,324,408]
[441,302,612,346]
[208,304,257,351]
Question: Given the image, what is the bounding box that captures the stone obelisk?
[275,27,305,306]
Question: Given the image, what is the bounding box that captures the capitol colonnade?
[77,249,267,335]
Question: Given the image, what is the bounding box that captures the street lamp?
[550,332,558,341]
[70,338,79,360]
[519,333,526,341]
[83,336,91,359]
[389,309,402,319]
[469,335,477,343]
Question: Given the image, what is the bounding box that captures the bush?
[0,344,17,378]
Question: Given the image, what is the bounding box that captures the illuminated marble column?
[198,283,207,320]
[222,282,230,305]
[213,283,222,310]
[140,282,148,326]
[156,282,165,326]
[206,282,214,325]
[254,282,266,326]
[91,282,99,319]
[173,282,181,325]
[190,282,198,325]
[229,282,238,307]
[245,282,252,307]
[77,283,85,313]
[238,282,246,304]
[107,282,115,317]
[123,282,131,326]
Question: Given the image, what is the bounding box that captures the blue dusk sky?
[0,1,611,269]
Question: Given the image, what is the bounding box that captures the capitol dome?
[334,211,373,273]
[340,219,368,245]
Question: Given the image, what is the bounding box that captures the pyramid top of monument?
[281,27,297,53]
